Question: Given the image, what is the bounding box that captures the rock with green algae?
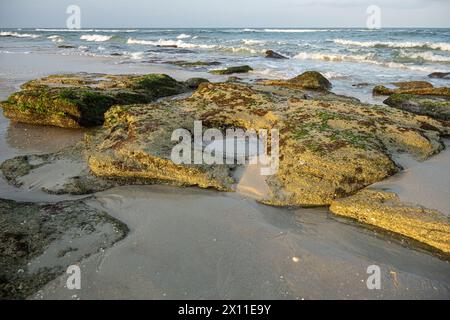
[0,198,128,299]
[262,71,332,90]
[210,65,253,75]
[89,81,447,206]
[329,189,450,258]
[185,77,210,89]
[373,84,450,97]
[166,60,221,68]
[0,73,190,128]
[384,94,450,122]
[1,76,449,207]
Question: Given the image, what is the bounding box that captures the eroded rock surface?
[0,198,128,299]
[2,75,449,208]
[330,189,450,257]
[65,81,450,206]
[384,94,450,122]
[262,71,332,90]
[0,73,190,128]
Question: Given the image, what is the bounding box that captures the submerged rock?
[0,73,190,128]
[265,50,288,59]
[210,65,253,75]
[392,81,434,90]
[330,189,450,257]
[262,71,332,90]
[166,60,221,68]
[57,44,75,49]
[428,72,450,79]
[0,198,128,299]
[384,94,450,121]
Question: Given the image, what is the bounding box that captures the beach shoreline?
[0,50,449,300]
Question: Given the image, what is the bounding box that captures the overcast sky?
[1,0,449,28]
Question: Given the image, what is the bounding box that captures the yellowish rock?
[330,189,450,256]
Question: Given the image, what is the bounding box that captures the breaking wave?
[80,34,113,42]
[127,38,215,49]
[334,39,450,51]
[176,33,191,39]
[0,31,40,38]
[294,51,439,72]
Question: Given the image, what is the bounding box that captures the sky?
[0,0,449,28]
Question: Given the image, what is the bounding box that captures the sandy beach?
[0,51,449,299]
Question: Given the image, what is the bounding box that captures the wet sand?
[0,52,449,299]
[32,186,450,300]
[373,142,450,216]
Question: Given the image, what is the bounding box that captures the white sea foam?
[334,39,450,51]
[176,33,191,39]
[242,39,265,45]
[80,34,113,42]
[47,35,64,43]
[294,52,374,62]
[399,51,450,63]
[127,38,215,49]
[294,51,439,72]
[0,31,40,38]
[36,28,93,32]
[129,51,145,60]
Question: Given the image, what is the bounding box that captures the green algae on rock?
[87,103,235,191]
[0,198,128,299]
[373,84,450,97]
[262,71,332,90]
[384,94,450,122]
[1,75,449,208]
[330,189,450,257]
[210,65,253,75]
[87,81,447,207]
[0,73,190,128]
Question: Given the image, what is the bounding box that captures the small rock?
[428,72,450,79]
[265,50,288,59]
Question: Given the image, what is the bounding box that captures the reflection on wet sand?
[33,185,450,300]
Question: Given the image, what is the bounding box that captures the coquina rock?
[86,81,447,206]
[210,65,253,75]
[262,71,332,90]
[0,73,190,128]
[2,74,448,206]
[330,189,450,257]
[0,198,128,299]
[373,83,450,97]
[384,94,450,122]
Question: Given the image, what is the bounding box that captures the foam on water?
[1,27,449,101]
[80,34,113,42]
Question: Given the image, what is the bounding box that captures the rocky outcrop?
[265,50,288,59]
[210,65,253,75]
[384,94,450,121]
[185,78,210,89]
[88,81,446,207]
[330,189,450,257]
[373,84,450,97]
[0,198,128,299]
[0,73,190,128]
[2,75,448,207]
[262,71,332,90]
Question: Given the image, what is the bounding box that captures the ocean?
[1,27,450,101]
